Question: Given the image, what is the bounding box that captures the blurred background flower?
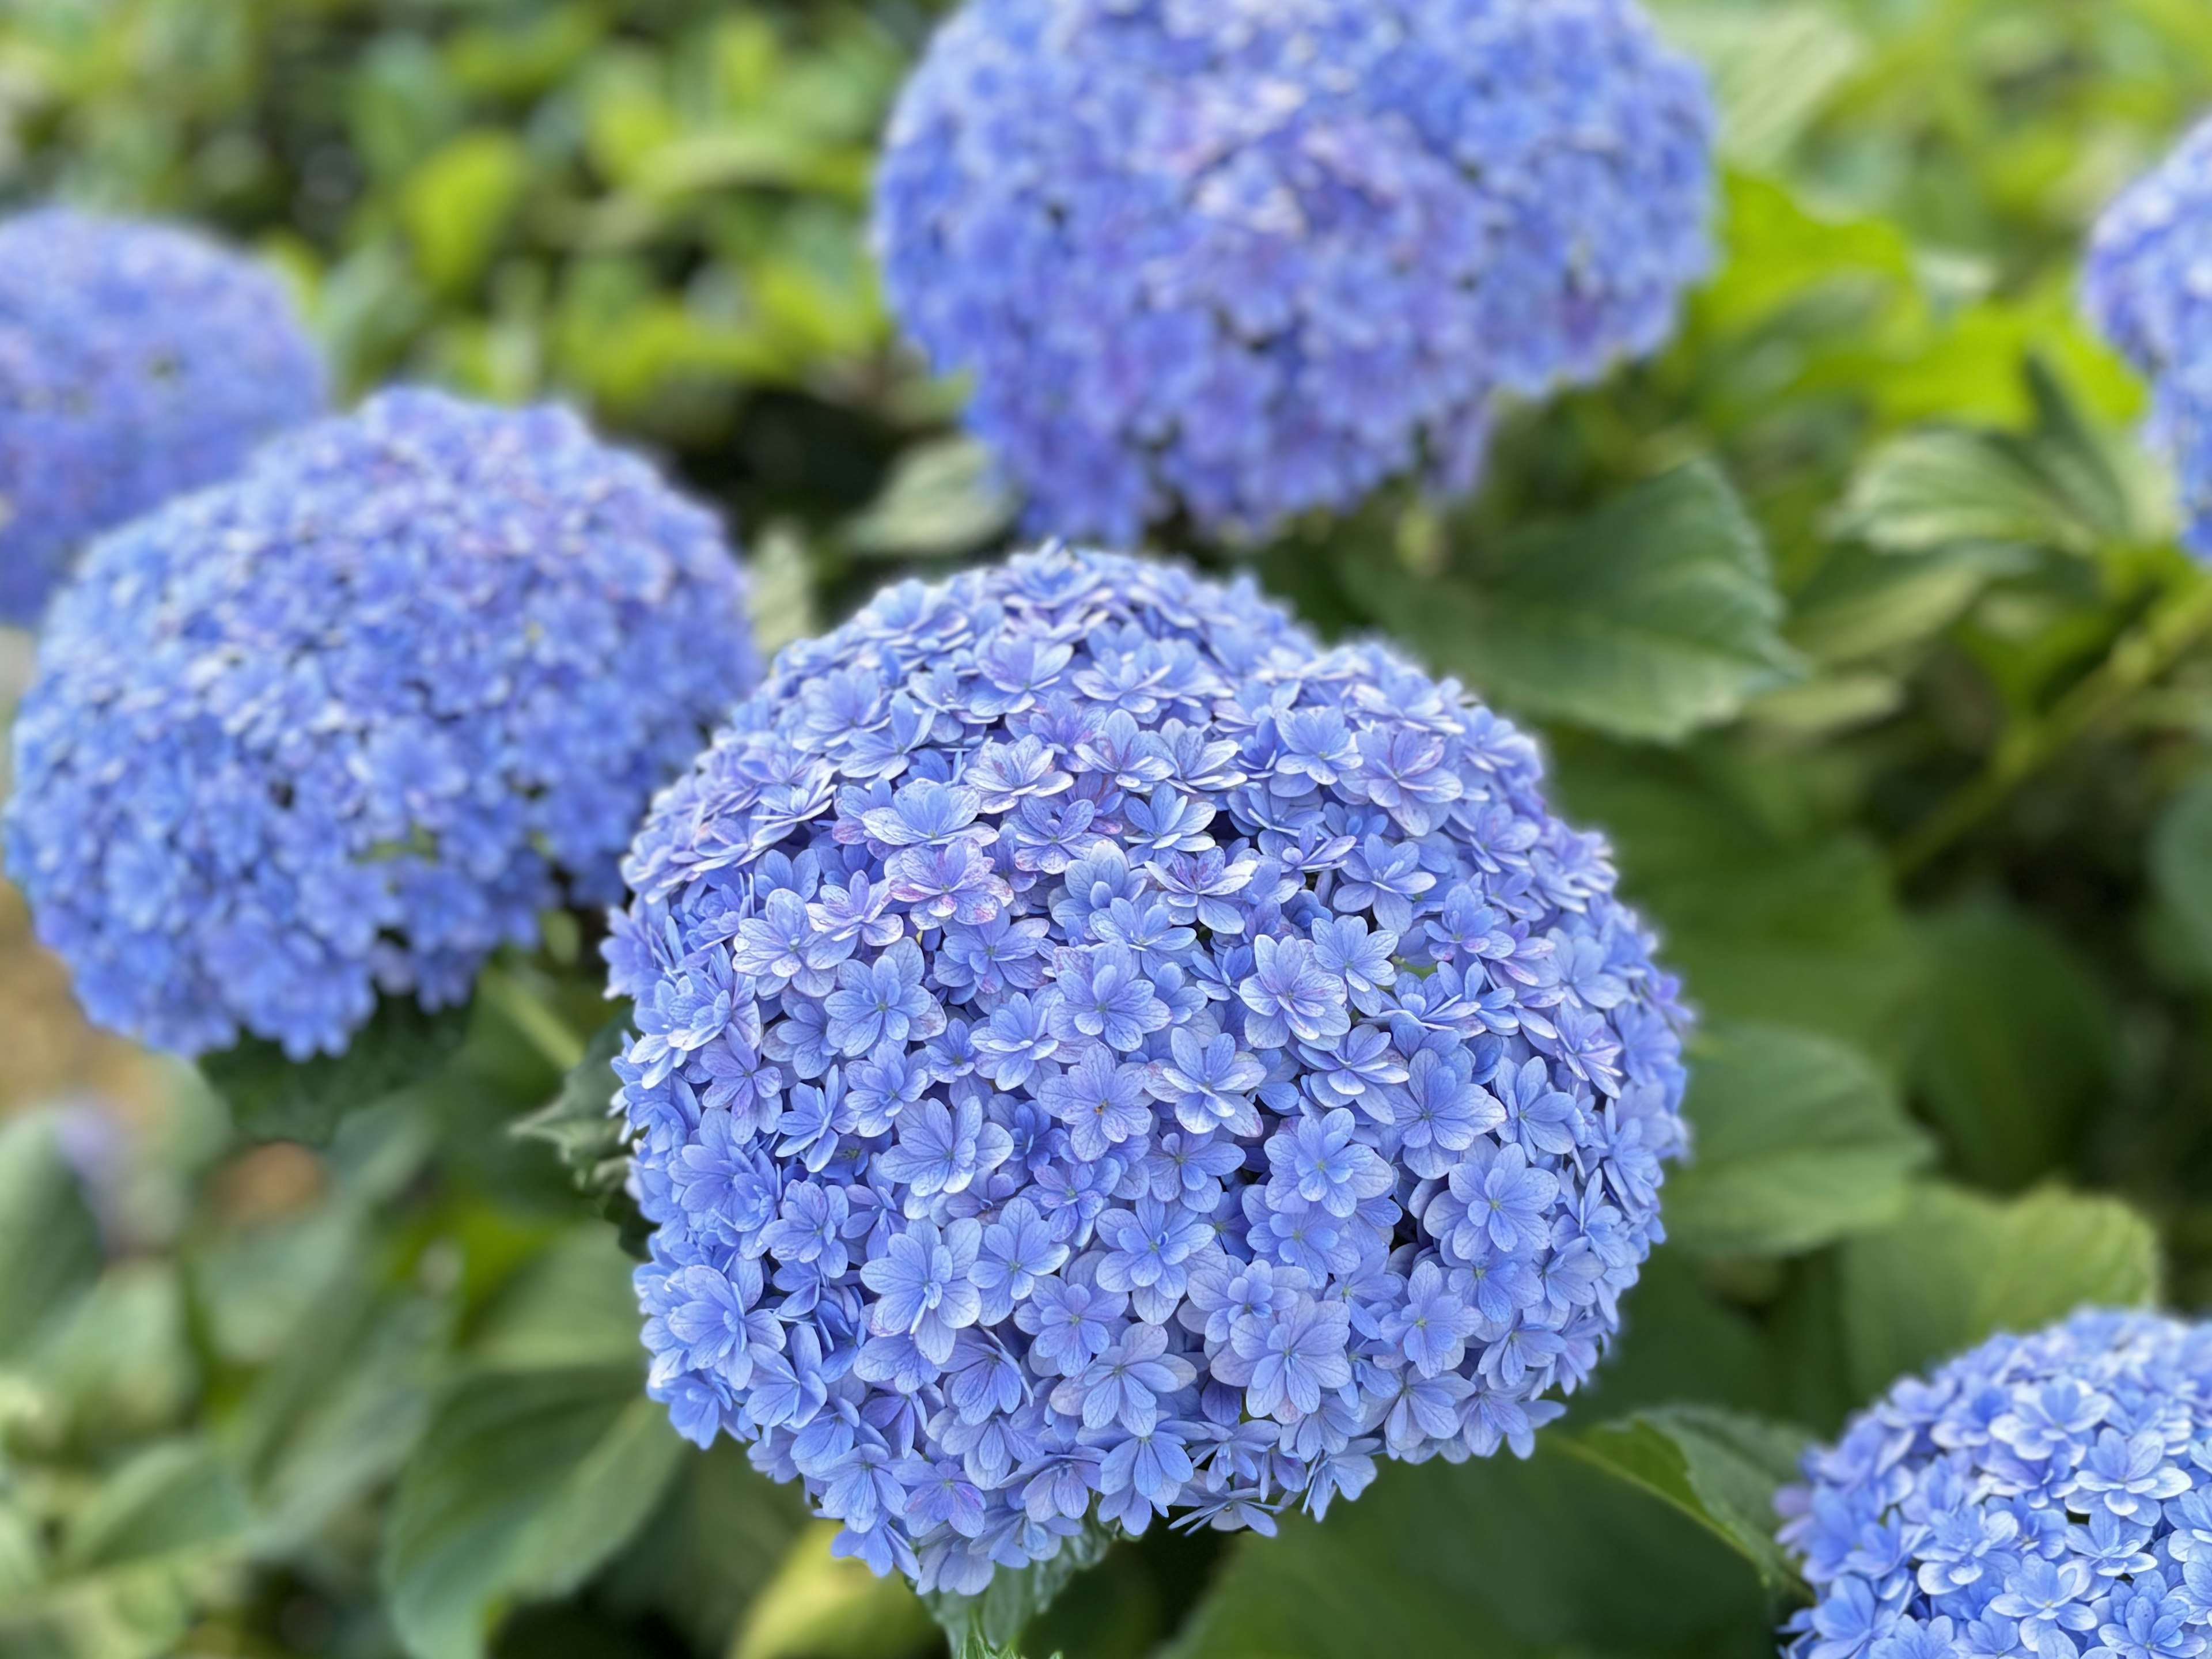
[0,209,325,622]
[6,388,756,1060]
[872,0,1713,541]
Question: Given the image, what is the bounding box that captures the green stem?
[1893,574,2212,879]
[477,965,588,1072]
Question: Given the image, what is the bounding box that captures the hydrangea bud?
[2087,120,2212,558]
[5,389,758,1060]
[0,209,326,623]
[612,544,1690,1593]
[873,0,1715,543]
[1780,1308,2212,1659]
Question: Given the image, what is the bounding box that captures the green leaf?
[26,1263,195,1445]
[1694,169,1913,335]
[382,1364,687,1659]
[1359,464,1802,743]
[1656,836,1918,1055]
[1554,753,1918,1055]
[227,1267,446,1550]
[0,1440,255,1659]
[926,1522,1111,1659]
[198,994,472,1146]
[0,1115,101,1362]
[842,437,1018,561]
[1785,543,2017,668]
[470,1227,647,1372]
[0,1500,36,1607]
[750,522,822,662]
[444,4,605,99]
[1666,1023,1932,1257]
[730,1522,936,1659]
[58,1441,254,1577]
[1658,4,1866,171]
[1747,671,1906,740]
[2153,774,2212,977]
[1836,358,2169,559]
[1838,429,2097,556]
[1565,1406,1810,1591]
[1839,1181,2161,1399]
[2015,355,2172,547]
[512,1014,650,1258]
[191,1198,363,1368]
[1163,1445,1771,1659]
[1566,1251,1784,1421]
[403,128,529,293]
[1022,1529,1231,1659]
[593,1440,810,1657]
[1908,902,2115,1191]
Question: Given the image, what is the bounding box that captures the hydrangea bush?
[4,388,757,1061]
[2086,119,2212,558]
[0,208,326,624]
[610,544,1691,1593]
[873,0,1715,543]
[1780,1309,2212,1659]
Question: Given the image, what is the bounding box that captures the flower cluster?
[5,389,757,1061]
[1781,1308,2212,1659]
[0,209,326,624]
[612,544,1690,1593]
[2086,119,2212,559]
[873,0,1714,543]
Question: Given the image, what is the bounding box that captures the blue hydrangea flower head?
[5,388,759,1060]
[0,208,327,624]
[2086,119,2212,558]
[873,0,1715,542]
[1780,1308,2212,1659]
[612,543,1690,1593]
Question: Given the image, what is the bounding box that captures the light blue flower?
[973,993,1064,1090]
[1016,1274,1128,1378]
[1040,1045,1154,1161]
[1094,1197,1211,1312]
[972,1198,1069,1323]
[1236,1300,1354,1424]
[1441,1142,1560,1256]
[1263,1108,1393,1219]
[860,1218,985,1365]
[1049,1323,1195,1434]
[824,941,941,1055]
[612,546,1687,1592]
[1377,1260,1482,1380]
[1238,934,1351,1048]
[1147,1024,1267,1137]
[877,1096,1013,1202]
[1869,1620,1962,1659]
[1782,1311,2212,1659]
[1050,944,1171,1051]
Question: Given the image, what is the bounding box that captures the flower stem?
[478,964,588,1072]
[1893,572,2212,880]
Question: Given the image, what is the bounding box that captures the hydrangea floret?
[4,389,758,1061]
[0,208,327,623]
[1780,1308,2212,1659]
[611,544,1691,1593]
[873,0,1715,543]
[2086,119,2212,559]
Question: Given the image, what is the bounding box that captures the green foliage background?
[9,1,2212,1656]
